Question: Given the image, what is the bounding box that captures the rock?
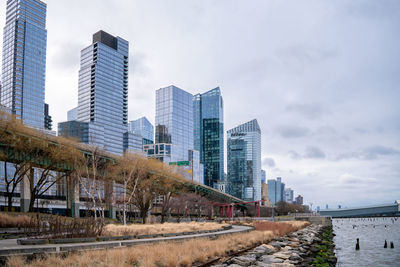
[289,253,302,261]
[255,262,275,267]
[230,255,257,266]
[260,255,284,264]
[271,252,291,260]
[228,265,244,267]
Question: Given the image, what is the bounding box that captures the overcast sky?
[1,0,399,209]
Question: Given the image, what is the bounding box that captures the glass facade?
[58,120,105,148]
[77,31,129,155]
[227,119,262,201]
[267,177,285,204]
[128,117,154,142]
[1,0,47,129]
[123,131,143,153]
[67,107,78,121]
[193,87,224,188]
[261,169,266,184]
[155,85,193,162]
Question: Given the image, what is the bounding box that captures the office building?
[227,119,262,201]
[58,121,104,148]
[149,85,203,182]
[285,188,294,203]
[59,31,129,155]
[128,117,154,144]
[193,87,224,189]
[123,131,143,154]
[67,107,78,121]
[261,170,266,184]
[1,0,47,129]
[267,177,285,204]
[154,85,193,162]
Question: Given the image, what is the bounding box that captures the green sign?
[169,161,190,166]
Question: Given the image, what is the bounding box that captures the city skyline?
[0,1,398,208]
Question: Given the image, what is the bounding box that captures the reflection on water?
[333,217,400,267]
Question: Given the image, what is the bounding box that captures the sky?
[1,0,399,209]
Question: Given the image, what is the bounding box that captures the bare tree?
[112,153,148,225]
[73,146,110,221]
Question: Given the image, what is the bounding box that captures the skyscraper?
[154,85,193,162]
[76,30,129,155]
[1,0,47,129]
[128,117,154,144]
[227,119,261,201]
[261,170,266,184]
[267,177,286,204]
[193,87,224,189]
[285,188,294,203]
[144,85,203,183]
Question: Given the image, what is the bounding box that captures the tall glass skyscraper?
[267,177,285,204]
[77,31,129,155]
[155,85,193,162]
[1,0,47,129]
[193,87,224,189]
[227,119,261,201]
[129,117,154,143]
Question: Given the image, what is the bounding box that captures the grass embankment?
[6,220,310,267]
[103,221,227,236]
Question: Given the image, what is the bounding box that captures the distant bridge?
[320,201,400,218]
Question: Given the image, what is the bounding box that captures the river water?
[333,217,400,267]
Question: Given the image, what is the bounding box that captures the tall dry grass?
[103,221,227,236]
[7,221,310,267]
[252,220,309,235]
[0,213,32,228]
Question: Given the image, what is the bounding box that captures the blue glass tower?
[77,31,129,155]
[193,87,224,188]
[227,119,262,201]
[129,117,154,144]
[267,177,285,204]
[1,0,47,129]
[154,85,193,162]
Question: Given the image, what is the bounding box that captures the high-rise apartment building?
[1,0,47,129]
[128,117,154,144]
[193,87,224,189]
[227,119,261,201]
[74,30,128,155]
[267,177,285,204]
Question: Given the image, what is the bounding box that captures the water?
[333,217,400,267]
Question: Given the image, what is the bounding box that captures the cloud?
[336,145,400,161]
[304,146,326,159]
[288,150,302,160]
[277,126,309,138]
[286,103,328,120]
[262,157,276,168]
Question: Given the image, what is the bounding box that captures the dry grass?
[252,220,309,235]
[7,221,310,267]
[103,221,227,236]
[0,213,32,228]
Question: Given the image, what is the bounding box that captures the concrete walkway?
[0,225,253,256]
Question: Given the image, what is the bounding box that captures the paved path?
[0,225,253,256]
